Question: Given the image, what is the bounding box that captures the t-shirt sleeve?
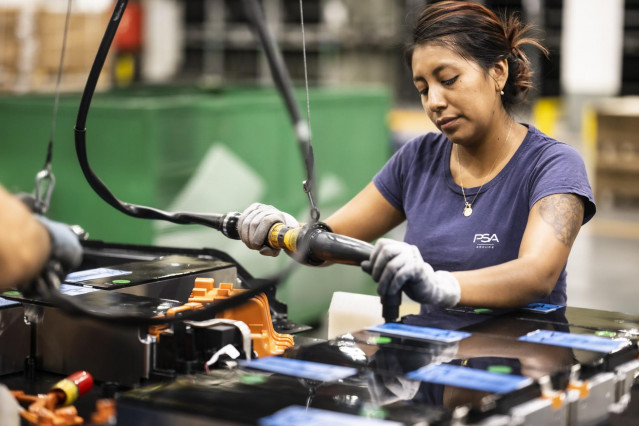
[372,136,423,213]
[529,142,596,224]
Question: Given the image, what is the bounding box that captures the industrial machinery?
[3,242,639,425]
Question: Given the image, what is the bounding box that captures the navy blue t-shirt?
[373,125,595,305]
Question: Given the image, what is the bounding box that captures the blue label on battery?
[519,329,630,353]
[65,268,132,283]
[520,303,564,313]
[241,357,357,382]
[59,284,99,296]
[259,406,402,426]
[367,323,471,343]
[0,297,19,308]
[407,364,532,394]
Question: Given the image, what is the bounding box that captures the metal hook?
[302,180,320,222]
[34,167,56,215]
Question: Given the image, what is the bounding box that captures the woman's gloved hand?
[237,203,299,257]
[35,215,83,274]
[361,238,460,307]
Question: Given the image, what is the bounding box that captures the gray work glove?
[361,238,460,307]
[35,215,83,274]
[237,203,299,257]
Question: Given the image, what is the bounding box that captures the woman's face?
[411,43,504,146]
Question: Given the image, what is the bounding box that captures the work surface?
[2,241,639,425]
[3,304,639,425]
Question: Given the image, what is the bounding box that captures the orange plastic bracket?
[568,380,590,399]
[189,278,294,357]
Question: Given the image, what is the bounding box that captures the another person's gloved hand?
[361,238,460,307]
[237,203,299,257]
[35,215,83,274]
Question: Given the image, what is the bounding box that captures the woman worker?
[237,1,595,312]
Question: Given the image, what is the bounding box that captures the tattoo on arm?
[538,194,585,247]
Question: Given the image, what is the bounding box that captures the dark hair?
[404,1,548,111]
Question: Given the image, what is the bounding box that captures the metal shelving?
[181,0,407,98]
[180,1,639,100]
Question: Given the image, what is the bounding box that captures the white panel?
[141,0,183,82]
[561,0,624,95]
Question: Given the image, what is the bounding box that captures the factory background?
[0,0,638,324]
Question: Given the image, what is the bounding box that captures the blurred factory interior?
[0,0,638,324]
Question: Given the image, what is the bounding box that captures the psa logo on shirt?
[474,233,499,249]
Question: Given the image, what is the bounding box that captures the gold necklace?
[456,120,513,217]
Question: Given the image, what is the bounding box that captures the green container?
[0,86,392,323]
[0,92,195,243]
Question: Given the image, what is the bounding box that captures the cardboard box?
[0,9,22,71]
[0,8,112,93]
[37,11,110,73]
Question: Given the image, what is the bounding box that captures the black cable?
[73,0,225,230]
[69,0,264,323]
[242,0,319,221]
[64,0,325,325]
[74,0,320,230]
[241,0,300,124]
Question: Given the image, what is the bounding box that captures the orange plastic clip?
[541,390,565,410]
[568,380,590,399]
[90,398,116,425]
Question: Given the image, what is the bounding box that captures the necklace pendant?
[463,203,473,217]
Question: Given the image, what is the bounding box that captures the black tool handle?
[221,213,401,322]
